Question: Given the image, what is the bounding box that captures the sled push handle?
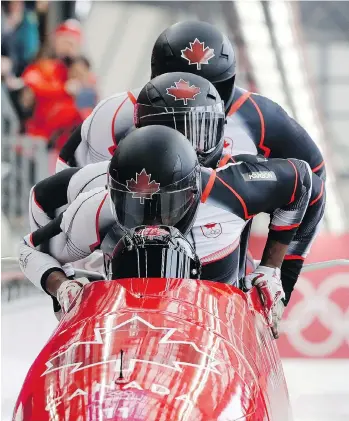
[2,257,348,280]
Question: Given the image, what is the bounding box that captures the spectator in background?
[20,19,95,150]
[68,56,98,120]
[1,1,40,131]
[25,1,49,46]
[1,1,40,77]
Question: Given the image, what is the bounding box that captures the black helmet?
[135,72,225,168]
[106,225,201,280]
[151,21,236,113]
[108,125,201,235]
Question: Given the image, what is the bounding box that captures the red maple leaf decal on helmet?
[181,38,215,70]
[126,169,160,204]
[166,79,201,105]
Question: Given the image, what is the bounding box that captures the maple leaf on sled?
[181,38,215,70]
[166,79,201,105]
[126,169,160,204]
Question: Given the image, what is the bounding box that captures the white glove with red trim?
[56,277,90,317]
[244,265,285,338]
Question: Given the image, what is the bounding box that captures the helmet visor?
[108,166,201,230]
[135,103,225,155]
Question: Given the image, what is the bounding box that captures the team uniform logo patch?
[242,171,277,181]
[181,38,215,70]
[200,223,222,238]
[166,79,201,105]
[126,169,160,204]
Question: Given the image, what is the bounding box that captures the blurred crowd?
[1,0,98,151]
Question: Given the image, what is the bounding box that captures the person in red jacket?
[21,19,86,150]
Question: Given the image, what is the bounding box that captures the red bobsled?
[13,277,293,420]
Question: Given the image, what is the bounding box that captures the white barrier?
[1,86,52,240]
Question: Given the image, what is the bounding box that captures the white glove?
[56,277,90,317]
[244,265,285,338]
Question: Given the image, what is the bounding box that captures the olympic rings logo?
[280,273,349,357]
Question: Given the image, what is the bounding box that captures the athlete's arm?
[204,158,313,243]
[19,211,71,296]
[203,158,321,298]
[29,168,80,231]
[56,98,96,172]
[219,154,325,300]
[19,188,113,291]
[251,93,326,181]
[57,124,83,171]
[57,110,93,172]
[56,92,134,172]
[29,162,109,233]
[46,271,71,300]
[18,235,84,317]
[281,172,325,304]
[251,158,312,272]
[260,239,289,269]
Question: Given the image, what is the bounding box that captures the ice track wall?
[1,296,57,421]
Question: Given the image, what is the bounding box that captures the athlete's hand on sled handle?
[56,278,90,315]
[244,265,285,339]
[45,270,90,318]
